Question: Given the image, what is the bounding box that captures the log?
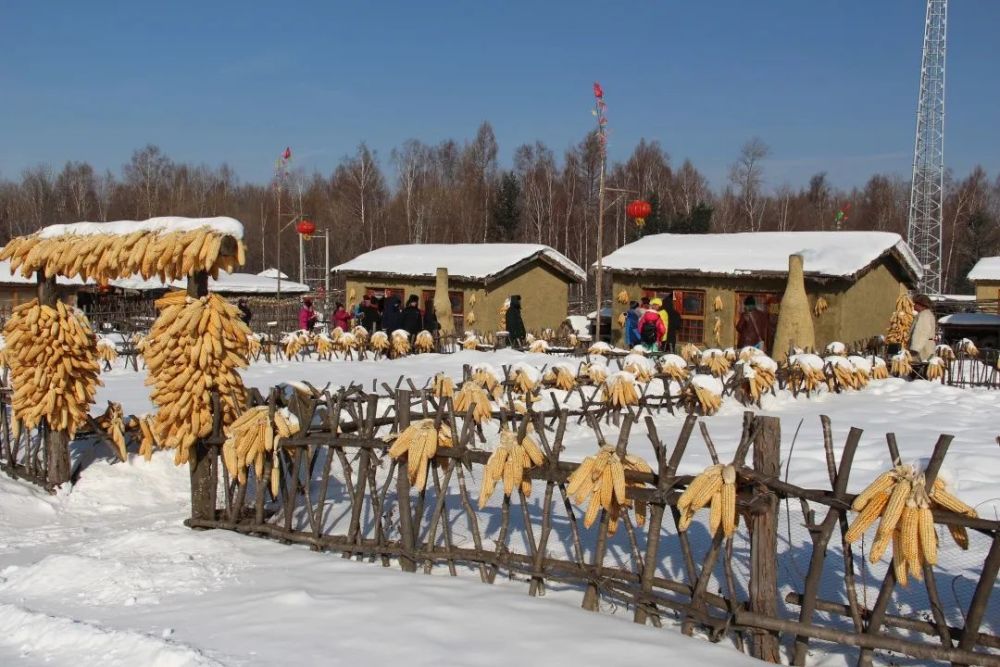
[749,416,781,663]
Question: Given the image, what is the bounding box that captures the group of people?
[624,295,681,352]
[296,293,441,339]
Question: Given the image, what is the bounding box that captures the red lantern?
[626,200,652,226]
[296,218,316,237]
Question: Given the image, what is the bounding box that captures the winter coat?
[624,307,641,347]
[909,309,937,361]
[665,303,681,346]
[505,295,526,346]
[332,308,352,332]
[424,306,440,333]
[358,305,380,332]
[638,310,665,345]
[381,296,402,332]
[736,309,769,348]
[401,305,423,337]
[657,309,669,342]
[238,303,252,325]
[298,305,317,331]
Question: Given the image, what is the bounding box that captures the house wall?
[610,257,909,352]
[974,281,1000,306]
[342,260,572,334]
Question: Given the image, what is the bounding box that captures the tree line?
[1,122,998,294]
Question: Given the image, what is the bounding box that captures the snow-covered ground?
[2,350,999,666]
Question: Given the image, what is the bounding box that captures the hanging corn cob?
[676,463,739,537]
[680,343,702,365]
[566,445,652,534]
[471,363,503,398]
[825,356,858,390]
[0,221,245,285]
[616,289,630,305]
[432,373,455,398]
[453,381,493,423]
[925,356,946,381]
[813,296,829,317]
[890,350,912,377]
[686,374,723,415]
[602,371,640,408]
[847,355,873,388]
[587,341,612,356]
[391,330,411,357]
[3,299,101,440]
[315,333,336,358]
[957,338,979,357]
[871,357,890,380]
[713,295,723,311]
[528,339,550,354]
[824,341,847,357]
[712,316,722,345]
[658,354,690,382]
[247,333,262,359]
[739,354,778,402]
[369,331,390,355]
[386,419,454,491]
[478,428,546,507]
[885,292,915,348]
[414,330,435,353]
[723,347,738,363]
[617,312,627,328]
[462,333,480,350]
[509,363,540,394]
[144,291,251,465]
[96,337,119,366]
[283,330,310,358]
[137,414,159,461]
[933,343,955,362]
[94,400,127,461]
[702,348,730,377]
[544,363,577,391]
[221,406,299,495]
[351,325,369,348]
[623,353,656,382]
[846,464,976,586]
[739,346,763,362]
[787,354,826,393]
[466,311,477,326]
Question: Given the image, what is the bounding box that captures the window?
[642,289,706,343]
[422,289,465,332]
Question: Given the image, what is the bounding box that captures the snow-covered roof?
[967,256,1000,282]
[257,268,289,279]
[110,272,310,294]
[0,259,85,286]
[332,244,586,283]
[599,232,922,282]
[939,312,1000,327]
[36,216,244,240]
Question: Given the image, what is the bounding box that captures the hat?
[650,298,663,307]
[303,297,313,306]
[912,293,933,310]
[744,296,756,308]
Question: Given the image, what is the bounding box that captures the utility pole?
[593,82,608,342]
[907,0,947,295]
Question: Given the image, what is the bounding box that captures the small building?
[0,259,83,309]
[967,257,1000,308]
[600,231,921,350]
[109,272,310,297]
[332,244,586,333]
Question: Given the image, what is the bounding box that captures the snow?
[331,243,586,282]
[660,354,687,369]
[599,231,922,280]
[790,353,825,371]
[565,315,589,336]
[967,255,1000,282]
[4,348,1000,666]
[36,216,244,240]
[109,272,310,294]
[0,259,85,286]
[689,373,724,394]
[256,268,289,279]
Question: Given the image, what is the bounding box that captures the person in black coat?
[423,299,440,334]
[664,294,681,352]
[358,295,381,332]
[400,294,423,337]
[505,294,526,347]
[237,298,252,325]
[381,294,403,332]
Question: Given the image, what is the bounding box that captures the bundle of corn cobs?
[414,330,435,353]
[96,337,119,366]
[3,299,101,438]
[369,331,390,354]
[453,381,493,423]
[602,371,640,408]
[686,375,723,416]
[885,293,915,347]
[846,464,977,586]
[221,406,300,494]
[391,330,411,357]
[890,350,912,377]
[478,428,545,507]
[677,463,739,538]
[543,363,577,391]
[144,291,252,464]
[432,372,455,399]
[283,330,311,358]
[0,223,245,284]
[94,400,128,461]
[567,446,652,533]
[702,349,730,377]
[387,419,453,491]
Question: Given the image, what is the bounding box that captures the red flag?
[593,82,603,99]
[282,147,292,160]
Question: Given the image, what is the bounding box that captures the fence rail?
[186,377,1000,666]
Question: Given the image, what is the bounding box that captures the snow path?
[3,350,998,665]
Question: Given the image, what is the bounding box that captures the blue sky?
[2,1,998,189]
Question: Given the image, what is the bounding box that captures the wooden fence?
[185,377,1000,666]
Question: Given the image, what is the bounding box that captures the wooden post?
[749,416,781,663]
[187,271,216,523]
[37,272,72,487]
[395,389,417,572]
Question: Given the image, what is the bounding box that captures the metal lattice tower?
[907,0,947,294]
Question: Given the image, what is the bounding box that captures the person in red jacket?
[736,296,770,350]
[637,306,665,352]
[331,302,352,332]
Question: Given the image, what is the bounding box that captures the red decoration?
[283,147,292,160]
[626,199,652,226]
[593,82,604,99]
[296,218,316,236]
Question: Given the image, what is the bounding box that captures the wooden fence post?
[37,272,72,488]
[188,271,216,522]
[749,415,781,663]
[395,389,418,572]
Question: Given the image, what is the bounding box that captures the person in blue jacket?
[624,300,641,347]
